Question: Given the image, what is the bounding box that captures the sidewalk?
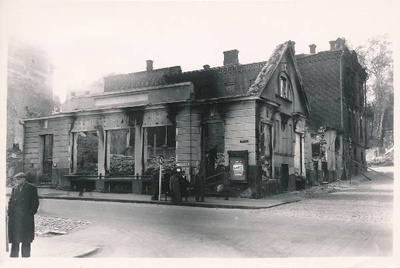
[5,171,370,210]
[6,184,309,210]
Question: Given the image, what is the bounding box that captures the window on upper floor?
[277,73,293,101]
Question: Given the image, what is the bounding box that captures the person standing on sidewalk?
[194,161,205,202]
[169,167,183,205]
[7,172,39,258]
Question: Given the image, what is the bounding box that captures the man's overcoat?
[8,182,39,243]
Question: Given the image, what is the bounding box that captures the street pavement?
[4,167,394,259]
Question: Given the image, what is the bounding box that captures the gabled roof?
[248,41,311,115]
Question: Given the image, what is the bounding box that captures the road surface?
[35,167,393,258]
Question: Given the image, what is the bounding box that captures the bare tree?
[356,35,393,148]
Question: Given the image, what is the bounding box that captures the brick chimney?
[309,44,317,54]
[336,38,345,49]
[223,49,239,66]
[146,60,154,71]
[203,64,210,70]
[329,40,336,51]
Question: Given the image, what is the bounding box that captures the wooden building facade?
[21,41,309,197]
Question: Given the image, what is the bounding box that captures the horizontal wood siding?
[223,101,257,165]
[175,107,201,166]
[23,117,73,179]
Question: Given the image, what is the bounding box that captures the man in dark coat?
[169,167,182,205]
[194,161,205,202]
[8,172,39,258]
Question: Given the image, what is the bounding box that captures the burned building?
[297,38,368,182]
[21,41,310,197]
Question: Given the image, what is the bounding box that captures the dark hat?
[14,172,27,179]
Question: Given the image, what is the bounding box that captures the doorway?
[40,134,53,183]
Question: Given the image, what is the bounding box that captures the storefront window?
[108,128,135,176]
[146,126,175,160]
[76,131,99,175]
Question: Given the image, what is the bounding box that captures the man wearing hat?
[7,172,39,258]
[169,167,182,205]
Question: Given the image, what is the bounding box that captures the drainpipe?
[189,101,193,183]
[19,120,25,172]
[340,50,345,130]
[339,49,345,178]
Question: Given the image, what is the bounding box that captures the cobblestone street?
[256,175,393,224]
[35,215,90,236]
[23,166,394,259]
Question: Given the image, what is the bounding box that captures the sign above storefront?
[142,110,173,127]
[176,162,190,167]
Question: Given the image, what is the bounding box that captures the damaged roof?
[248,41,311,115]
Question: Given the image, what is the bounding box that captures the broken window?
[203,122,225,176]
[277,73,293,101]
[108,128,135,176]
[312,143,320,157]
[145,126,175,160]
[76,131,99,175]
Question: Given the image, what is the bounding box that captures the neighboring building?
[61,80,104,112]
[7,37,54,178]
[7,37,54,149]
[296,38,368,182]
[21,41,310,197]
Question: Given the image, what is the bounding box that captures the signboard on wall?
[71,113,130,132]
[228,150,248,182]
[142,110,173,127]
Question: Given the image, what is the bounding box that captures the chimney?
[329,40,336,51]
[289,41,296,54]
[336,38,345,50]
[203,64,210,70]
[146,60,153,71]
[309,44,317,54]
[223,49,239,66]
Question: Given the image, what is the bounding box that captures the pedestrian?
[169,167,182,205]
[150,168,159,200]
[180,171,189,202]
[194,161,205,202]
[7,172,40,258]
[222,173,231,200]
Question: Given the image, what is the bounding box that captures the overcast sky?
[2,0,398,102]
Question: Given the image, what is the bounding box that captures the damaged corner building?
[21,38,367,197]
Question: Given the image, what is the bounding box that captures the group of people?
[151,162,206,204]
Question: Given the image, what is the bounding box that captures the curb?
[6,191,307,210]
[73,246,102,258]
[37,195,302,209]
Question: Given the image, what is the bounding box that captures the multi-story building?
[296,38,368,182]
[7,37,54,150]
[20,41,310,197]
[7,37,54,179]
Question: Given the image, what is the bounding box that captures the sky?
[1,0,399,102]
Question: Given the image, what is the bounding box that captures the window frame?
[277,72,293,101]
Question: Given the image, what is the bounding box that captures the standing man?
[7,172,39,258]
[169,167,182,205]
[194,161,205,202]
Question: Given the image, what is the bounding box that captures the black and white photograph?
[0,0,398,267]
